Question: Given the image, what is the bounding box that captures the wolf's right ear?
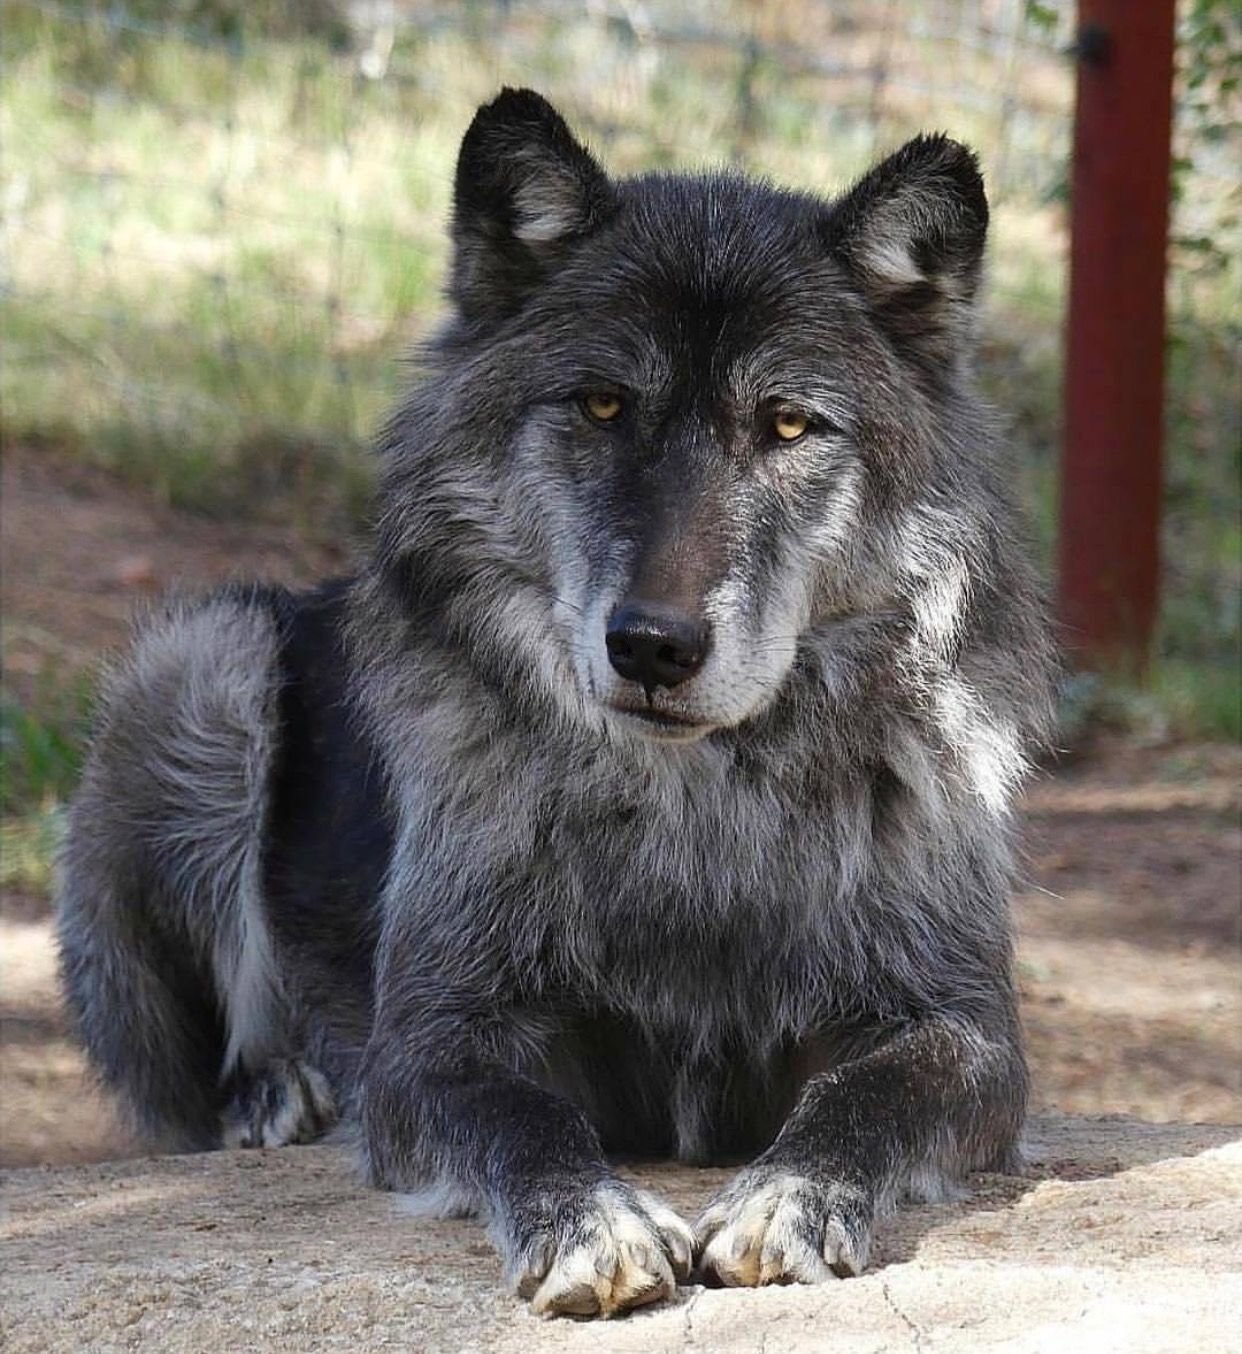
[450,89,615,321]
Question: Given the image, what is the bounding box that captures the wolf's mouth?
[608,704,713,741]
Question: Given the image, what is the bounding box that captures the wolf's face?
[388,92,989,743]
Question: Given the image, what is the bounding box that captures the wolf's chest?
[525,777,871,1041]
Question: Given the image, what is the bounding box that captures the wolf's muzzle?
[605,604,711,692]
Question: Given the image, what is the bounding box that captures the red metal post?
[1057,0,1178,672]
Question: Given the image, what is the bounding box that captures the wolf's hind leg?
[222,1057,338,1148]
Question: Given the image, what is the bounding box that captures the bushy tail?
[55,592,288,1150]
[57,853,228,1149]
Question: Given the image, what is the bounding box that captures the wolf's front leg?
[696,1014,1026,1286]
[359,1021,693,1317]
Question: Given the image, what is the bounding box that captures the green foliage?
[1173,0,1241,275]
[1022,2,1060,36]
[1059,661,1240,745]
[0,688,90,816]
[0,680,92,895]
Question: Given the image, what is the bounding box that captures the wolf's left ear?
[822,134,988,366]
[450,88,615,321]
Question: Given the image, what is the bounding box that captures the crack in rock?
[881,1277,926,1353]
[681,1286,705,1350]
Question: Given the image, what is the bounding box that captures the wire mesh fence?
[1,0,1238,677]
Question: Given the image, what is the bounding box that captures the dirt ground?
[1,445,1239,1169]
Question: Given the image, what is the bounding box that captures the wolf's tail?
[57,861,228,1149]
[56,592,288,1149]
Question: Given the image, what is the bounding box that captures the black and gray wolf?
[57,89,1054,1317]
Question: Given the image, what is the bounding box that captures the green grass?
[0,0,1238,744]
[0,4,454,517]
[0,0,1077,526]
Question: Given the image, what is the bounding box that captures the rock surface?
[2,1115,1239,1353]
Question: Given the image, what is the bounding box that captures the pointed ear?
[450,89,615,321]
[823,135,988,367]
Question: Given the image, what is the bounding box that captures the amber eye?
[772,409,810,442]
[583,392,623,423]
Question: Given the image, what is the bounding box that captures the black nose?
[605,604,711,691]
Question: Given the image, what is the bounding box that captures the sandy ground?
[1,444,1240,1169]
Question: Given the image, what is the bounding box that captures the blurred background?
[1,0,1238,1166]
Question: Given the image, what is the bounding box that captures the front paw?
[500,1181,694,1318]
[696,1168,873,1287]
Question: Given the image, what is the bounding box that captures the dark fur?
[58,90,1054,1315]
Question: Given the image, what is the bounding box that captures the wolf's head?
[376,90,1002,746]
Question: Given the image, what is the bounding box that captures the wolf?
[57,89,1054,1317]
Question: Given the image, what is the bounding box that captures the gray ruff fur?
[57,89,1055,1317]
